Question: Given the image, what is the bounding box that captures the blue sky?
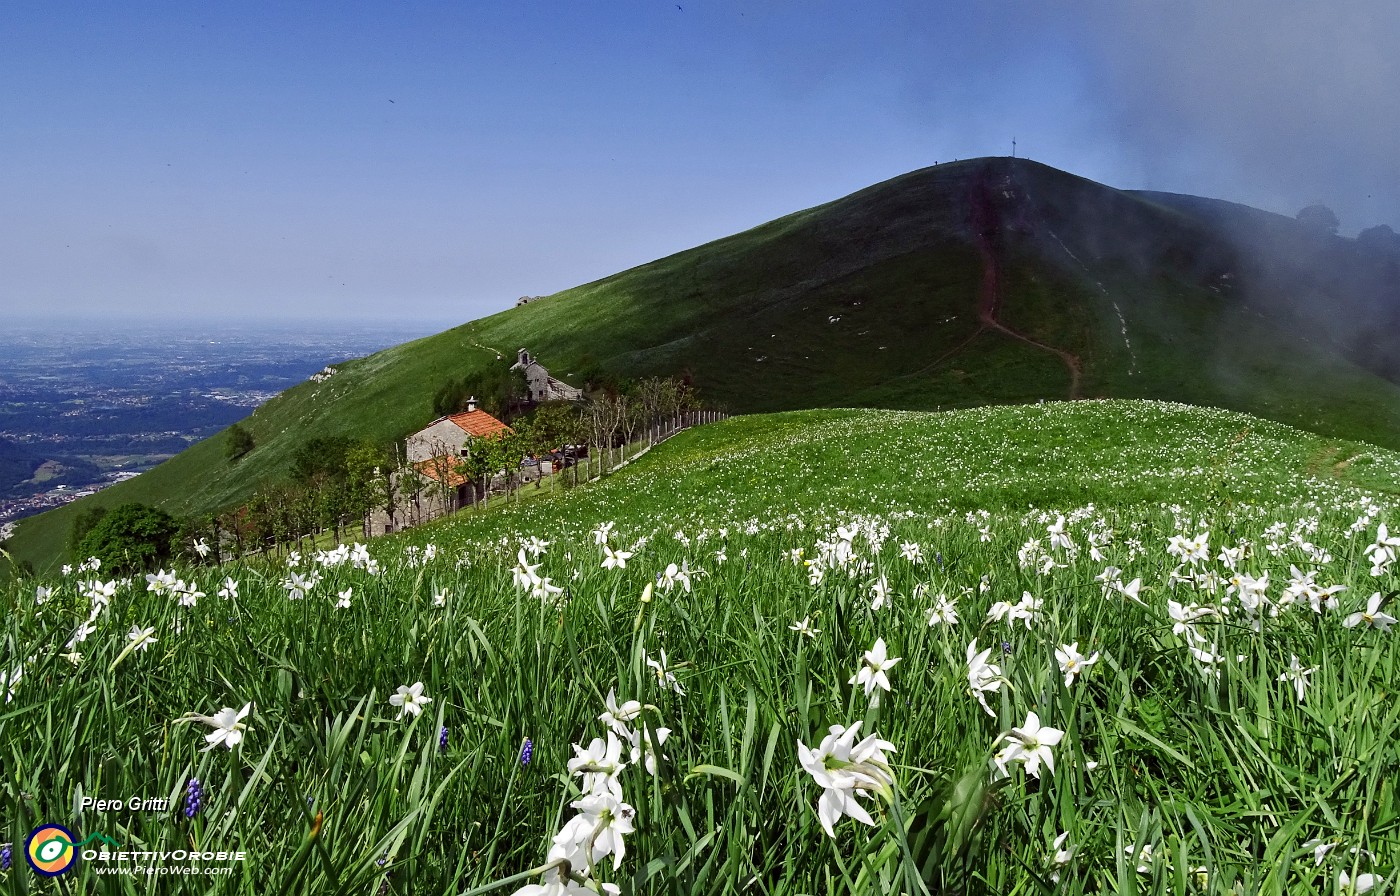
[3,2,1396,326]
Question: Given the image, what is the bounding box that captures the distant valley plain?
[0,318,449,532]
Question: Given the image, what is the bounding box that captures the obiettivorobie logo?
[20,822,245,878]
[24,824,117,876]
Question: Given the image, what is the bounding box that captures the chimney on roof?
[466,396,478,413]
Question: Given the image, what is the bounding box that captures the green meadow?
[3,400,1400,893]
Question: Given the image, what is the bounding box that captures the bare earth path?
[967,166,1083,399]
[892,164,1083,397]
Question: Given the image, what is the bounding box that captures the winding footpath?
[967,165,1083,400]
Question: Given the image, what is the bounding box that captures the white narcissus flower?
[127,625,157,651]
[925,594,959,627]
[193,538,211,557]
[993,711,1064,779]
[176,582,203,607]
[796,721,897,838]
[1339,870,1381,894]
[628,724,671,775]
[850,637,900,699]
[217,577,239,599]
[85,578,118,608]
[966,640,1003,717]
[35,585,51,605]
[1278,654,1313,702]
[657,562,693,594]
[389,682,432,720]
[282,571,314,600]
[646,650,685,696]
[598,688,643,737]
[530,577,564,602]
[145,569,177,595]
[790,616,821,639]
[67,621,97,647]
[512,549,544,591]
[551,791,636,872]
[1301,838,1337,866]
[869,576,892,610]
[1116,577,1146,606]
[176,702,252,751]
[568,732,627,801]
[1055,642,1099,686]
[336,589,352,609]
[511,867,615,896]
[601,545,633,570]
[1126,842,1154,874]
[1047,831,1074,881]
[1344,593,1397,632]
[432,589,448,607]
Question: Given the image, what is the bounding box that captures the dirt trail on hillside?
[967,166,1083,399]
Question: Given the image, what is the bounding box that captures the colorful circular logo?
[25,824,78,876]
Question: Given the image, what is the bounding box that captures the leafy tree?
[344,442,389,537]
[1358,224,1400,254]
[432,367,528,419]
[453,431,521,506]
[76,503,181,574]
[225,423,255,461]
[291,435,356,483]
[517,402,583,453]
[1296,204,1340,235]
[68,505,110,556]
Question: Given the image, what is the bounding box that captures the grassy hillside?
[7,402,1400,892]
[9,158,1400,574]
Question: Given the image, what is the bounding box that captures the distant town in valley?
[0,319,450,538]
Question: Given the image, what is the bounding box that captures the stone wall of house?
[406,418,469,463]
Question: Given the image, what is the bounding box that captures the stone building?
[367,401,514,534]
[405,399,513,463]
[510,349,583,403]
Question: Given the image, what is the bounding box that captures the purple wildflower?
[183,778,204,819]
[520,737,533,766]
[1001,640,1013,656]
[1,842,11,871]
[438,725,448,755]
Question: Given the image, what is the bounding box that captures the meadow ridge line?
[968,164,1083,399]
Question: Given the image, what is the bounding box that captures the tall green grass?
[2,402,1398,893]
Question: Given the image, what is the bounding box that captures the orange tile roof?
[414,456,471,488]
[447,409,513,438]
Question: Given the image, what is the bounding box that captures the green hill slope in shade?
[9,158,1400,574]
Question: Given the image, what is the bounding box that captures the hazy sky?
[3,2,1396,326]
